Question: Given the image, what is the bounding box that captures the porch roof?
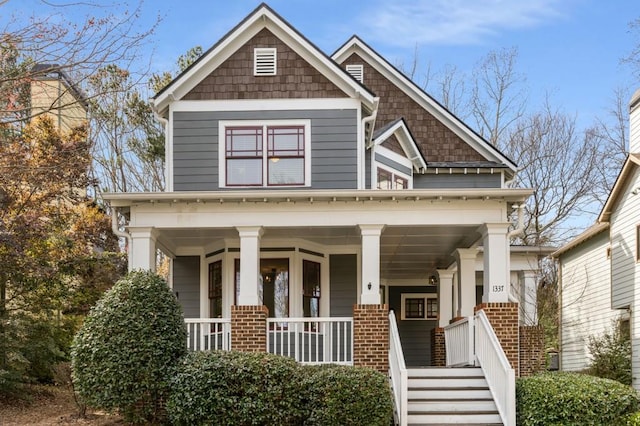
[104,188,532,207]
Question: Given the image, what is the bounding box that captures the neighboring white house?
[103,3,548,424]
[555,90,640,387]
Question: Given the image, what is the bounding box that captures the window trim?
[219,120,311,188]
[376,164,411,190]
[373,146,413,190]
[401,293,437,320]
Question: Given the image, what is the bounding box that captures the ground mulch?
[0,385,124,425]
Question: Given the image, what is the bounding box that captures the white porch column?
[359,224,385,304]
[521,270,538,325]
[437,270,455,328]
[454,248,478,317]
[129,227,157,272]
[236,226,264,306]
[481,223,511,303]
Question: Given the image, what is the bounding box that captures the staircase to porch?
[406,367,502,425]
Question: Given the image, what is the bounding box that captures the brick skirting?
[431,327,446,367]
[520,325,545,377]
[475,302,519,375]
[353,304,389,373]
[231,305,268,352]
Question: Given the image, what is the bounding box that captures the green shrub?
[622,412,640,425]
[166,351,304,426]
[516,372,640,425]
[587,319,631,385]
[71,270,187,424]
[302,364,394,426]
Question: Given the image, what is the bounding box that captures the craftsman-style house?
[104,4,546,425]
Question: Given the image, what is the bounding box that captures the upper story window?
[220,120,311,188]
[377,167,408,190]
[254,48,277,76]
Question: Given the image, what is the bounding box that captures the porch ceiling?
[160,224,480,281]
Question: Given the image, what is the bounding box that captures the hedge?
[516,372,640,425]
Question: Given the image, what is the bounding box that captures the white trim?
[376,146,413,169]
[400,293,437,320]
[218,119,311,189]
[371,119,426,172]
[333,38,517,173]
[357,106,364,189]
[170,98,361,112]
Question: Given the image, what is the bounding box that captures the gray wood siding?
[559,231,617,371]
[611,167,640,310]
[330,254,357,317]
[389,286,436,367]
[173,256,201,318]
[365,151,371,188]
[413,173,502,189]
[375,153,412,175]
[172,109,358,191]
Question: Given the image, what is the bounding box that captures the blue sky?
[135,0,640,125]
[5,0,640,126]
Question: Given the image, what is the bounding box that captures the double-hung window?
[221,120,310,188]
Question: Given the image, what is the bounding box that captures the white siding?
[611,167,640,309]
[630,101,640,153]
[559,231,618,371]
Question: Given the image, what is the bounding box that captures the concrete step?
[407,411,502,425]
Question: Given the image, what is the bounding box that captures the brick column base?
[353,304,389,374]
[431,327,446,366]
[475,302,519,376]
[231,305,268,353]
[520,325,545,377]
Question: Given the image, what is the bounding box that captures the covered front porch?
[108,189,533,368]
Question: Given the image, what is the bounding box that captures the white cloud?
[359,0,566,46]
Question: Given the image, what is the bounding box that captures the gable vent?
[254,48,277,76]
[346,64,364,83]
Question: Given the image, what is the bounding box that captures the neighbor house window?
[401,293,437,320]
[303,260,321,317]
[221,121,310,188]
[377,167,408,190]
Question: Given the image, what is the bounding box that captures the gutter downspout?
[507,204,525,303]
[363,97,380,149]
[111,207,132,270]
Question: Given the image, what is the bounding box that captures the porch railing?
[185,318,231,351]
[388,311,408,426]
[443,316,475,366]
[475,310,516,426]
[267,317,353,365]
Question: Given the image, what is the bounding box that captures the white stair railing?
[443,316,475,366]
[388,311,407,426]
[266,317,353,365]
[185,318,231,351]
[475,310,516,426]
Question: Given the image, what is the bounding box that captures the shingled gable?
[153,3,376,116]
[372,118,427,172]
[332,36,517,178]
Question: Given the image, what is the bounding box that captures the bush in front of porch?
[516,372,640,425]
[71,270,187,424]
[167,351,393,426]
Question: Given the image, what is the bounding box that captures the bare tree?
[471,47,527,148]
[0,1,159,126]
[507,99,600,245]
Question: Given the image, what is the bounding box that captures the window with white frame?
[401,293,437,320]
[377,167,408,190]
[221,121,310,187]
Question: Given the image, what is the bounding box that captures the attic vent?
[346,64,364,83]
[254,48,277,76]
